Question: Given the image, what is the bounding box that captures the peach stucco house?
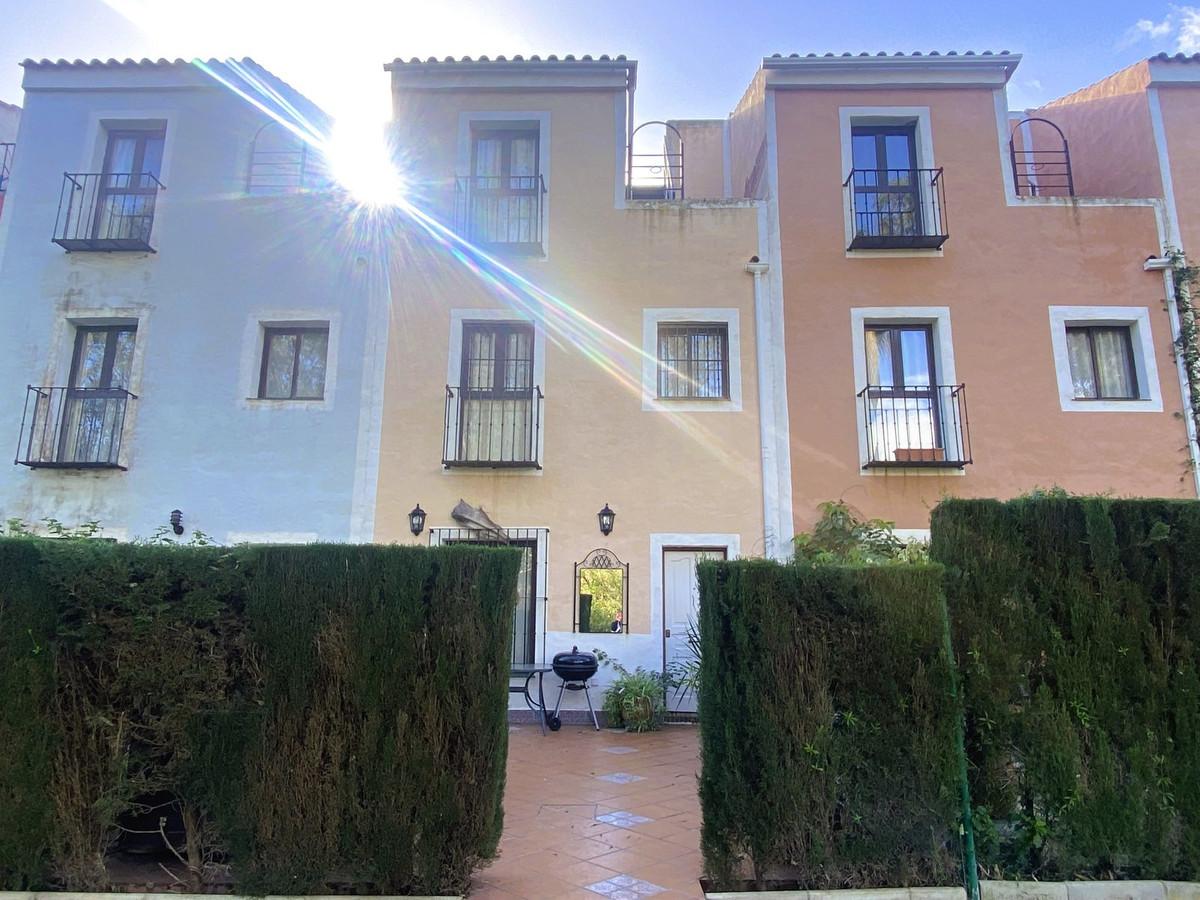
[714,51,1197,536]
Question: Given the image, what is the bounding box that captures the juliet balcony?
[15,385,135,470]
[454,174,546,255]
[443,384,544,469]
[858,383,971,469]
[53,172,165,252]
[844,167,948,251]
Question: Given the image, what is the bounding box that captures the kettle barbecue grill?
[549,646,601,731]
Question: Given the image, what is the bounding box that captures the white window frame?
[457,110,551,258]
[839,106,939,259]
[641,308,742,412]
[445,308,547,475]
[849,306,962,476]
[238,312,339,411]
[1048,306,1163,412]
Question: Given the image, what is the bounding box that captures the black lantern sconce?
[409,503,427,537]
[169,509,184,536]
[597,503,616,536]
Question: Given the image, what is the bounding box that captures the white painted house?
[0,58,386,542]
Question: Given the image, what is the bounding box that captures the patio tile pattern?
[471,724,704,899]
[596,811,654,828]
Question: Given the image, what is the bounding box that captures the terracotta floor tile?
[490,725,705,899]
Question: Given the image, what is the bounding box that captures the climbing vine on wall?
[1169,249,1200,463]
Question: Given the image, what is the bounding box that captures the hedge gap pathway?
[471,724,704,899]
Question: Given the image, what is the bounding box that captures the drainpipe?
[940,591,980,900]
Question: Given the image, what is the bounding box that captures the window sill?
[243,396,332,411]
[642,396,742,413]
[1059,397,1162,413]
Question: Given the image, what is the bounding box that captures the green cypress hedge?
[931,497,1200,880]
[697,559,961,889]
[0,539,520,895]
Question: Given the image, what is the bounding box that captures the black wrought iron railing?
[454,174,546,253]
[858,383,971,468]
[443,384,543,469]
[15,386,136,470]
[0,143,13,194]
[844,167,948,250]
[52,172,165,252]
[1010,117,1074,198]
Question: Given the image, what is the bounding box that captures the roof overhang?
[385,56,637,93]
[762,52,1020,90]
[1148,54,1200,86]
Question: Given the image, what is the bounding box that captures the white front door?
[663,547,726,713]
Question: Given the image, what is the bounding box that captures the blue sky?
[0,0,1195,126]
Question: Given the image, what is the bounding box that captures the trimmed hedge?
[932,497,1200,880]
[697,560,961,889]
[0,539,520,895]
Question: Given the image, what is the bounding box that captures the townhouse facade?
[0,48,1196,710]
[376,57,779,700]
[713,52,1196,537]
[0,58,389,542]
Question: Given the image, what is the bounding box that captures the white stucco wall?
[0,102,19,143]
[0,64,386,542]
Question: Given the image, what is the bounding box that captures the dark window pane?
[657,323,728,399]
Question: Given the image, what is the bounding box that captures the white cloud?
[1179,7,1200,52]
[1120,7,1200,53]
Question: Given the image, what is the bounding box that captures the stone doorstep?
[703,886,1200,900]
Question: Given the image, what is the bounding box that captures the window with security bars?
[456,322,537,464]
[657,323,730,400]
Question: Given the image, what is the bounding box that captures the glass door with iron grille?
[459,322,535,464]
[864,325,940,460]
[470,130,539,247]
[850,124,921,240]
[60,325,136,465]
[96,129,164,243]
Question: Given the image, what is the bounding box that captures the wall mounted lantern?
[597,503,616,536]
[409,504,426,536]
[169,509,184,536]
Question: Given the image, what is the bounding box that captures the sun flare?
[325,119,407,208]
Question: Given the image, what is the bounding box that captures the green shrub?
[597,654,667,731]
[0,539,520,895]
[697,559,960,889]
[931,496,1200,880]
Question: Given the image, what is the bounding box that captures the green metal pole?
[940,591,980,900]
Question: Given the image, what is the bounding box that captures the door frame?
[650,533,740,679]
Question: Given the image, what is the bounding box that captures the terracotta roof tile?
[386,53,629,67]
[767,50,1013,59]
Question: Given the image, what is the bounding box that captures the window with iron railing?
[859,324,970,467]
[454,129,545,253]
[845,123,947,250]
[444,321,543,468]
[53,129,166,251]
[16,325,138,470]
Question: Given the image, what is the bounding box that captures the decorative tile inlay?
[596,810,652,828]
[594,772,645,784]
[600,745,638,754]
[585,875,665,898]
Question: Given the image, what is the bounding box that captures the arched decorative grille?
[574,547,629,634]
[246,121,325,195]
[626,121,684,201]
[1009,117,1074,197]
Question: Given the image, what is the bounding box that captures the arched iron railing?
[1009,117,1074,197]
[626,121,683,200]
[246,121,326,194]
